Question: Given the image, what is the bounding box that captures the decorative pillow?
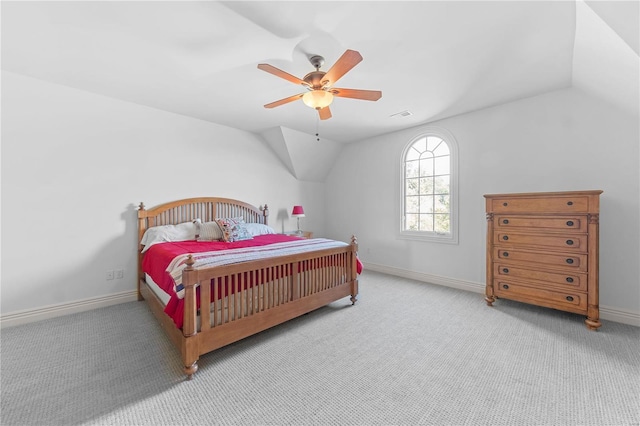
[140,220,198,253]
[196,221,224,241]
[214,217,253,242]
[244,223,276,237]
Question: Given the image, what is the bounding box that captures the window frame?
[398,126,459,244]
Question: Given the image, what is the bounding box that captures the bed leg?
[350,280,358,305]
[184,362,198,380]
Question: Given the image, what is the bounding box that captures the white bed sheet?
[145,273,171,305]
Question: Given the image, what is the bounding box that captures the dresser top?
[484,190,603,199]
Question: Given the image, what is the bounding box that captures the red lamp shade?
[291,205,305,217]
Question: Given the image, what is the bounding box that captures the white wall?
[3,71,638,321]
[325,87,639,314]
[1,72,326,314]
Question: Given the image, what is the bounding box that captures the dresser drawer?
[494,215,587,233]
[490,195,591,214]
[494,231,588,252]
[494,279,587,314]
[493,263,587,292]
[494,247,587,271]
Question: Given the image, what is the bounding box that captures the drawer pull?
[502,284,509,290]
[566,239,574,245]
[567,201,574,206]
[566,277,574,283]
[566,258,574,264]
[502,268,509,273]
[502,219,509,224]
[502,235,509,241]
[503,251,509,257]
[566,220,574,227]
[503,202,508,206]
[566,296,574,302]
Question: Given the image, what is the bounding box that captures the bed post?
[137,202,147,301]
[350,235,359,305]
[181,254,199,379]
[261,204,269,225]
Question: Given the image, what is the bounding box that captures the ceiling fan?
[257,49,382,120]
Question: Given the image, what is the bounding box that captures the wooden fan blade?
[321,50,363,86]
[330,88,382,101]
[258,64,309,87]
[318,106,332,120]
[264,93,304,108]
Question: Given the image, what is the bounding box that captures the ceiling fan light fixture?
[302,90,334,110]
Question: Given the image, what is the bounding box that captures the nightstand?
[283,231,313,239]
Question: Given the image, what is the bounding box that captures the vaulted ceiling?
[2,1,638,152]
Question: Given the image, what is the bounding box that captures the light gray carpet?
[1,271,639,425]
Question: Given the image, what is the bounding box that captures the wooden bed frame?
[137,197,359,379]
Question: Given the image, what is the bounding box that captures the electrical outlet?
[116,269,124,279]
[106,271,114,280]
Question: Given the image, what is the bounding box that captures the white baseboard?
[3,266,638,329]
[0,291,139,328]
[599,305,640,327]
[362,262,640,327]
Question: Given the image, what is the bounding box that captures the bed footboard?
[180,238,359,378]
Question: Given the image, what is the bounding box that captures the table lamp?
[291,205,305,235]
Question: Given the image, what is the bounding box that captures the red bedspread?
[142,235,362,328]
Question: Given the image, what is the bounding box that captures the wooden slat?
[213,277,219,327]
[200,279,211,332]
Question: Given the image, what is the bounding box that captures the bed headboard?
[137,197,269,286]
[138,197,268,240]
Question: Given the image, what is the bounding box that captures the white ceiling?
[2,1,638,144]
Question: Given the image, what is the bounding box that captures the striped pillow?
[196,221,224,241]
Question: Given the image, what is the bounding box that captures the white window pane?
[433,140,450,157]
[420,214,434,232]
[406,147,421,161]
[405,196,419,213]
[434,155,450,175]
[406,214,419,230]
[419,177,434,194]
[435,194,450,213]
[413,137,427,153]
[420,195,434,213]
[426,136,442,152]
[434,175,450,194]
[405,160,419,178]
[434,214,450,233]
[406,178,419,196]
[419,158,434,176]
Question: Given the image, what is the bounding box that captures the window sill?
[398,231,458,244]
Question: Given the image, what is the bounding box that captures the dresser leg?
[585,317,601,331]
[485,295,495,306]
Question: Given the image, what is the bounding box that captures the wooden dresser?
[484,190,602,330]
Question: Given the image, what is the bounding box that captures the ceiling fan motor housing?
[303,71,327,89]
[309,55,325,70]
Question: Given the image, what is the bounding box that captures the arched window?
[400,128,458,243]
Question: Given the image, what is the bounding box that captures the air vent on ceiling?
[390,110,413,118]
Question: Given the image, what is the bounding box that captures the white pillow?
[197,221,224,241]
[244,223,276,236]
[140,220,198,253]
